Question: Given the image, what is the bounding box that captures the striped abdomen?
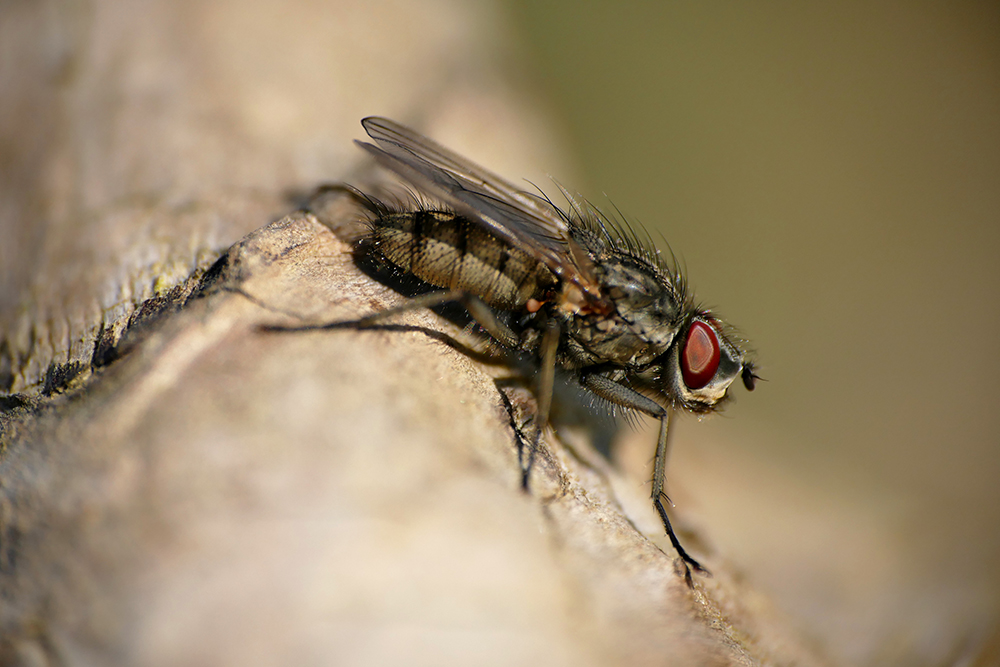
[370,211,557,310]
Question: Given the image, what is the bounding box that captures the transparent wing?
[358,117,598,292]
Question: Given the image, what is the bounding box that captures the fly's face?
[660,316,752,414]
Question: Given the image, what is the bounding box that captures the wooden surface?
[1,203,831,665]
[0,1,835,665]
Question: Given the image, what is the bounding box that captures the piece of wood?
[0,2,832,664]
[0,202,829,665]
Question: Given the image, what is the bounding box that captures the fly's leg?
[460,293,520,349]
[464,297,559,489]
[264,291,557,493]
[258,289,466,333]
[512,318,559,489]
[581,373,708,582]
[263,289,519,347]
[349,289,470,329]
[415,297,557,491]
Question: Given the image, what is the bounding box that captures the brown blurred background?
[1,1,996,664]
[507,1,1000,664]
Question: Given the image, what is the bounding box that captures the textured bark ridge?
[0,192,830,665]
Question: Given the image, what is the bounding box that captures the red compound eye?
[681,320,721,390]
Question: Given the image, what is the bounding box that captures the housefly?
[295,117,756,580]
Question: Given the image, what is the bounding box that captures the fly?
[288,117,757,582]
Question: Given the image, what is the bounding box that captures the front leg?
[580,373,707,581]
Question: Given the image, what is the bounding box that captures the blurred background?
[505,1,1000,664]
[2,1,996,664]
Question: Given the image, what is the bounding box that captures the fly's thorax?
[369,210,557,310]
[594,250,684,351]
[554,245,685,369]
[556,309,661,369]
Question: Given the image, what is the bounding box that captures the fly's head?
[568,213,756,413]
[660,314,757,414]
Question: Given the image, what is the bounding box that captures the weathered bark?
[0,1,832,665]
[1,200,831,666]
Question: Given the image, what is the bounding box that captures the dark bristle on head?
[574,197,673,272]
